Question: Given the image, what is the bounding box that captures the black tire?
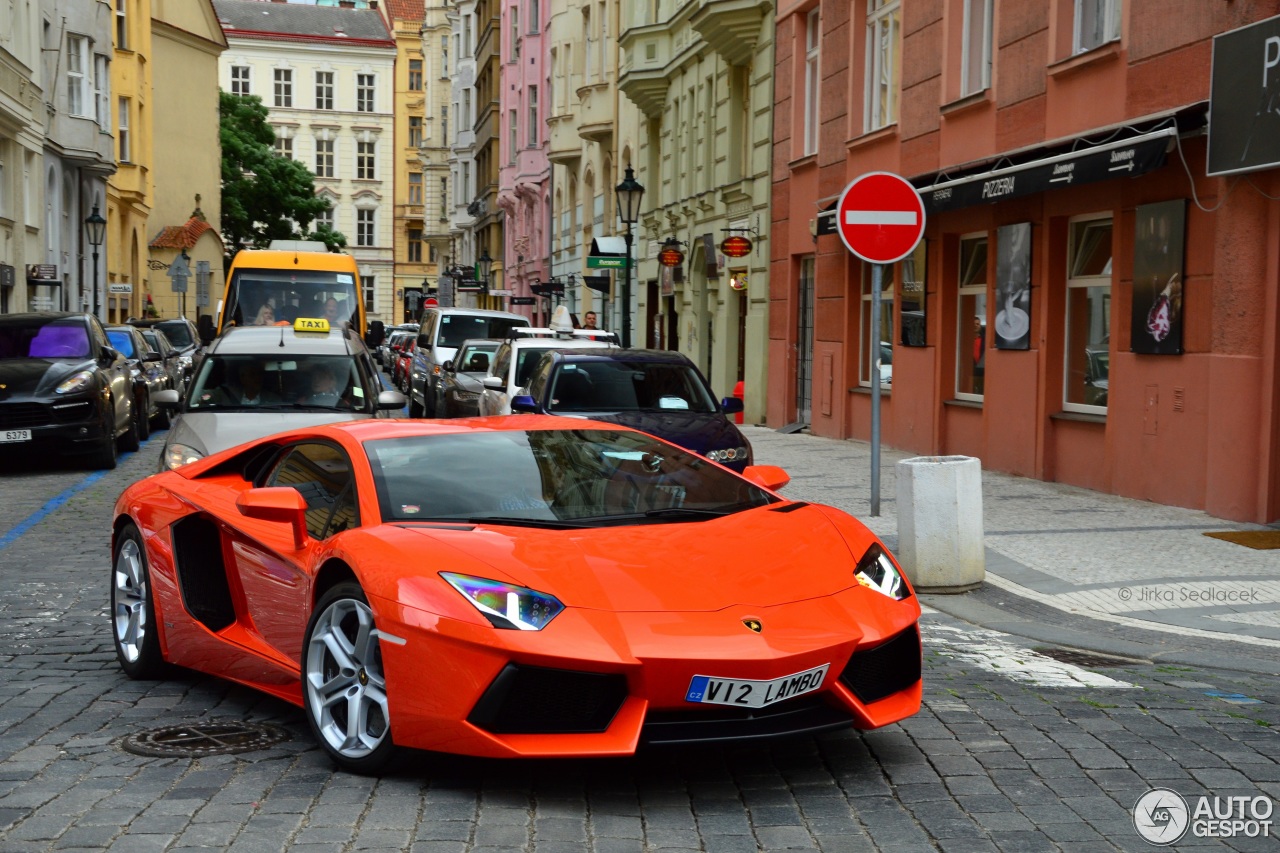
[111,523,166,679]
[302,582,398,774]
[135,393,151,442]
[118,404,141,453]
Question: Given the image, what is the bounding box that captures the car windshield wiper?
[463,515,591,530]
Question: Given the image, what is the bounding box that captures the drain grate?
[121,720,290,758]
[1034,647,1146,668]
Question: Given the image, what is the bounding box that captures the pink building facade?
[498,0,551,322]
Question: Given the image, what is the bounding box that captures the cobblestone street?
[0,430,1276,852]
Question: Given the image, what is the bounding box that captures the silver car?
[155,324,405,471]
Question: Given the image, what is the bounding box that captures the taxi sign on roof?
[294,317,330,333]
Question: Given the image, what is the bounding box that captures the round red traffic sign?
[424,297,438,307]
[835,172,926,265]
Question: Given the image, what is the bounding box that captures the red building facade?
[770,0,1280,523]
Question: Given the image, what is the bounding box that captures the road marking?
[922,622,1137,689]
[844,210,919,226]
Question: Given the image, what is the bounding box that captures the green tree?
[219,91,347,254]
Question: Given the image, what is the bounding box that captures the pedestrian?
[583,311,599,330]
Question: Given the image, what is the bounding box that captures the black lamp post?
[477,249,493,303]
[615,165,644,348]
[84,205,107,319]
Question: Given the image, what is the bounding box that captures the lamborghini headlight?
[441,572,564,630]
[165,443,204,470]
[706,446,749,463]
[56,370,95,395]
[854,544,910,600]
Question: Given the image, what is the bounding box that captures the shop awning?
[914,126,1177,214]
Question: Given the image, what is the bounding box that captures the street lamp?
[615,165,644,348]
[84,205,107,319]
[477,249,493,298]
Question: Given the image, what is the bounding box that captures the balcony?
[689,0,772,67]
[547,114,582,165]
[576,81,614,143]
[395,204,425,222]
[618,24,671,119]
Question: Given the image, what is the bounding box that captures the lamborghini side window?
[268,442,359,539]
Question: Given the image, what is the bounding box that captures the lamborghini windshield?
[365,428,776,526]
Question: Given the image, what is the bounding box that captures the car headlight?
[450,389,480,401]
[706,447,749,463]
[178,354,193,371]
[165,443,204,470]
[441,572,564,630]
[854,544,910,600]
[56,370,95,395]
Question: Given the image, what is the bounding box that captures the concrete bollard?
[895,455,985,593]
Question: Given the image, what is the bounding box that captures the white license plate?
[1,429,32,443]
[685,664,830,709]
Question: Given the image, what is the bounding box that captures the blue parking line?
[0,443,145,552]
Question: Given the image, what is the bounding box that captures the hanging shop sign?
[721,235,752,258]
[1209,14,1280,176]
[26,264,59,284]
[658,245,684,267]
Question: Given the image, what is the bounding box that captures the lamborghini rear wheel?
[112,523,165,678]
[302,582,397,774]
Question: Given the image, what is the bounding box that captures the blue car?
[510,348,752,471]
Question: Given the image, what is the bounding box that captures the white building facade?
[445,0,480,307]
[214,0,396,326]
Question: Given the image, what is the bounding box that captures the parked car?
[154,320,405,471]
[433,338,500,418]
[110,417,920,773]
[477,311,618,417]
[393,337,416,392]
[510,348,752,471]
[129,317,202,384]
[137,327,186,399]
[105,324,172,437]
[408,308,530,418]
[378,324,418,369]
[382,330,414,371]
[0,312,138,469]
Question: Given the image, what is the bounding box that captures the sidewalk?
[743,425,1280,674]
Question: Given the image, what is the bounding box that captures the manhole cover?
[121,720,290,758]
[1034,647,1145,668]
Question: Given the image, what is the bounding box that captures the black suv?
[0,313,138,469]
[129,316,202,384]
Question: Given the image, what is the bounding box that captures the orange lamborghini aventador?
[110,417,922,774]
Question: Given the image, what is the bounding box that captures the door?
[796,258,816,424]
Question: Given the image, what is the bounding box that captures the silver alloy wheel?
[113,539,147,662]
[304,597,390,759]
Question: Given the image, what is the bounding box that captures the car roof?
[547,347,696,366]
[510,337,614,352]
[0,312,90,326]
[128,317,193,328]
[207,325,364,357]
[426,307,528,320]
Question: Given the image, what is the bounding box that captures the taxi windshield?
[186,354,372,413]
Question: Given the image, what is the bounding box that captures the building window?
[118,97,131,162]
[865,0,900,132]
[442,35,450,77]
[67,36,90,117]
[362,275,375,312]
[509,109,518,162]
[442,105,448,143]
[1075,0,1121,54]
[528,86,538,145]
[315,138,334,178]
[859,262,894,386]
[440,177,448,220]
[961,0,992,97]
[803,9,820,156]
[408,59,422,91]
[275,134,293,160]
[274,68,293,108]
[115,0,128,50]
[357,74,375,112]
[357,141,375,179]
[408,228,423,262]
[957,234,988,400]
[409,115,422,147]
[95,55,111,128]
[529,0,540,32]
[463,90,471,127]
[1065,216,1112,412]
[357,209,375,247]
[315,206,334,231]
[408,172,422,205]
[315,71,334,110]
[231,65,251,97]
[510,7,520,61]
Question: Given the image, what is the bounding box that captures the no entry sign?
[836,172,926,264]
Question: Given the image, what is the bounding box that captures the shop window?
[860,262,895,387]
[956,234,988,400]
[1064,216,1112,412]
